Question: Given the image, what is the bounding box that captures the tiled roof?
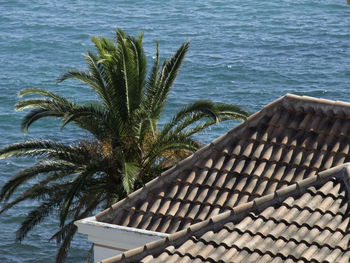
[96,94,350,234]
[101,164,350,263]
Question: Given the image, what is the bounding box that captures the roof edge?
[75,216,169,238]
[100,163,350,263]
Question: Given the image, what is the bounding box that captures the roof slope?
[102,164,350,263]
[96,94,350,234]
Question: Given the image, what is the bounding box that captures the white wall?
[94,245,123,263]
[75,216,168,263]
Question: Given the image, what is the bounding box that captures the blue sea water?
[0,0,349,262]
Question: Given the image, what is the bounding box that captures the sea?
[0,0,349,262]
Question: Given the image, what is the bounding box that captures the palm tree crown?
[0,28,249,262]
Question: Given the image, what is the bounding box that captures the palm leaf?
[54,193,102,263]
[0,161,76,202]
[16,92,76,132]
[150,41,190,119]
[90,36,116,60]
[143,133,200,169]
[124,30,147,113]
[1,177,74,214]
[55,223,77,263]
[122,161,139,194]
[18,88,70,103]
[0,140,77,159]
[59,170,94,226]
[160,100,220,137]
[15,192,65,242]
[144,41,160,109]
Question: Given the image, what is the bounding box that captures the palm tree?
[0,28,249,262]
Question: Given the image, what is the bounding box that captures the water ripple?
[1,0,350,262]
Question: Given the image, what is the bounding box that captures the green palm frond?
[14,180,83,242]
[16,90,74,132]
[162,100,249,136]
[122,161,139,194]
[15,99,63,111]
[18,88,70,103]
[160,100,220,137]
[178,115,234,137]
[141,41,160,141]
[57,53,113,110]
[105,28,147,121]
[143,133,200,169]
[16,91,76,132]
[137,117,156,146]
[57,68,106,99]
[55,222,77,263]
[59,103,107,130]
[213,102,251,119]
[0,161,76,202]
[90,36,116,60]
[59,170,95,226]
[0,177,75,214]
[144,41,159,107]
[50,221,76,246]
[21,108,64,133]
[123,30,147,113]
[158,133,201,152]
[171,102,250,136]
[16,89,112,137]
[54,193,102,263]
[0,140,77,159]
[150,41,190,119]
[16,197,61,242]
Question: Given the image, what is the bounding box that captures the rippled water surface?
[1,0,350,262]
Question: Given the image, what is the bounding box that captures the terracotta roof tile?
[97,95,350,233]
[102,164,350,263]
[94,94,350,262]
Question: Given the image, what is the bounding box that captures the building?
[76,94,350,262]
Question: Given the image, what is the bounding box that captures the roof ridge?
[282,93,350,116]
[96,95,287,223]
[100,163,350,263]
